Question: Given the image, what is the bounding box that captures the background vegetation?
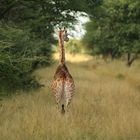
[83,0,140,66]
[1,0,139,93]
[0,0,140,139]
[0,0,94,93]
[0,55,140,140]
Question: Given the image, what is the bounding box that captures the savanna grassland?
[0,54,140,140]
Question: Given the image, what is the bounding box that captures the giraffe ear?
[63,27,67,32]
[62,27,69,42]
[63,32,69,42]
[64,37,69,42]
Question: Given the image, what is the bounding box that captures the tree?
[0,0,101,93]
[65,39,85,55]
[83,0,140,65]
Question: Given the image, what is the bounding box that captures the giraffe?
[51,27,75,114]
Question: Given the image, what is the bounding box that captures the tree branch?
[0,1,17,20]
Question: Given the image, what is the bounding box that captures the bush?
[0,23,52,94]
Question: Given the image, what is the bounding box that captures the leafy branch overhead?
[1,0,99,93]
[83,0,140,66]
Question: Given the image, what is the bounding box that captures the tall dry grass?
[0,54,140,140]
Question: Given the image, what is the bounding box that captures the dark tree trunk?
[127,53,137,67]
[0,1,17,20]
[102,54,108,62]
[110,51,115,60]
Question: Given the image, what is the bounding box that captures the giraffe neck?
[58,34,65,65]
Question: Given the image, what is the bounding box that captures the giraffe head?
[58,27,69,43]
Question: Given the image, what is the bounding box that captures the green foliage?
[83,0,140,64]
[0,0,103,93]
[65,39,85,55]
[0,24,49,93]
[1,0,95,93]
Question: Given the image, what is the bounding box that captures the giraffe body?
[51,64,75,110]
[51,28,75,113]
